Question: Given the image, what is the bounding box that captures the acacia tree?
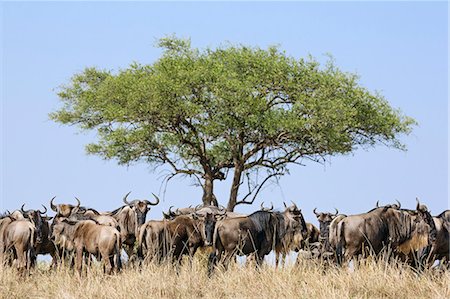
[50,37,415,211]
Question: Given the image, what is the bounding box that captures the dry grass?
[1,256,449,299]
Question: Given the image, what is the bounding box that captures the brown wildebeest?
[162,204,244,220]
[208,207,307,275]
[0,219,36,274]
[50,196,82,218]
[107,192,160,260]
[138,213,218,265]
[335,202,435,266]
[274,203,308,268]
[423,209,449,267]
[51,219,122,275]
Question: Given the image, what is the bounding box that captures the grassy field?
[1,256,449,299]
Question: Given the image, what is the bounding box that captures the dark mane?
[436,209,450,219]
[247,210,286,247]
[384,209,414,245]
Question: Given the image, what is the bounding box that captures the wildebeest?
[20,204,58,267]
[419,209,449,268]
[274,203,308,268]
[138,212,218,265]
[313,208,340,254]
[50,196,82,218]
[106,192,160,260]
[51,219,122,275]
[162,204,244,220]
[335,202,435,265]
[208,205,307,275]
[0,218,36,274]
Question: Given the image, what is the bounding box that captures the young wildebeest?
[208,205,307,275]
[51,219,122,275]
[335,201,435,266]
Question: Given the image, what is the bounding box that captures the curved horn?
[39,205,47,215]
[21,204,31,214]
[313,208,319,217]
[283,202,288,208]
[122,192,131,205]
[218,205,227,211]
[375,200,379,208]
[269,202,274,211]
[260,202,266,210]
[74,197,81,208]
[395,200,401,209]
[217,208,226,215]
[334,208,339,216]
[168,206,176,216]
[416,197,420,210]
[50,196,57,212]
[144,193,160,206]
[291,200,298,209]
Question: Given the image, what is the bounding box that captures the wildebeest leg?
[124,244,135,264]
[15,244,26,275]
[103,253,113,275]
[75,246,83,276]
[207,252,218,277]
[223,251,235,271]
[275,250,280,269]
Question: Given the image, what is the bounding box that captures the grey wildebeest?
[0,217,36,274]
[107,192,160,260]
[138,212,218,265]
[20,204,58,267]
[313,208,340,255]
[51,219,122,275]
[274,203,308,268]
[208,206,307,275]
[334,202,435,266]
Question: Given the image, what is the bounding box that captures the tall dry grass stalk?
[1,257,449,299]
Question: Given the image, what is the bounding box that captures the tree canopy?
[50,37,416,211]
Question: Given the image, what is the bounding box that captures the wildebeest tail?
[336,221,345,266]
[137,224,147,260]
[115,231,122,271]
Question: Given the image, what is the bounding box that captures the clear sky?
[1,1,448,227]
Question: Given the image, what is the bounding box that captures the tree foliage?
[51,37,416,210]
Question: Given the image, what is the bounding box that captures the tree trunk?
[227,164,243,211]
[202,173,217,206]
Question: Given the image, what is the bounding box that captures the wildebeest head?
[313,208,338,238]
[50,196,81,218]
[21,204,51,243]
[192,212,220,246]
[283,201,308,239]
[375,200,402,210]
[414,198,437,243]
[122,192,160,226]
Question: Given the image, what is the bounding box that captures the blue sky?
[1,1,448,225]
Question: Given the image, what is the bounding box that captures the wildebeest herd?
[0,194,448,277]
